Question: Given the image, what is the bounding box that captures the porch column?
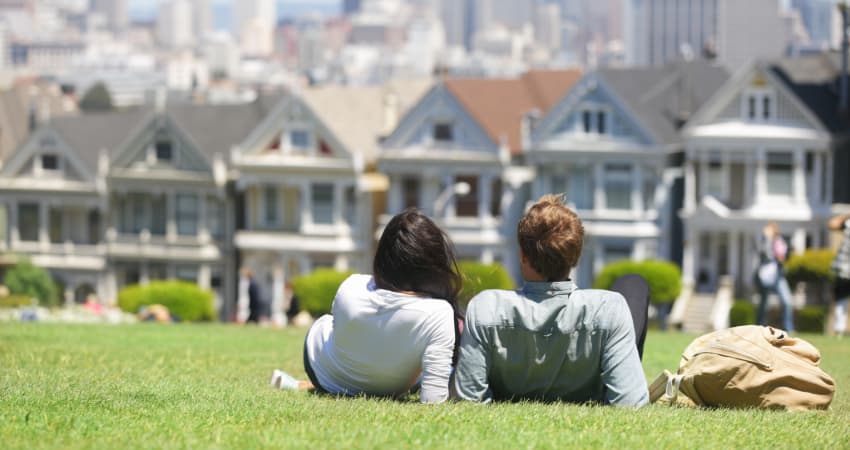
[793,148,806,205]
[166,190,177,242]
[593,163,604,211]
[682,226,697,284]
[38,202,48,248]
[479,174,492,223]
[812,151,824,206]
[333,182,344,226]
[300,181,312,228]
[792,228,806,255]
[728,231,740,291]
[422,174,440,217]
[744,153,755,208]
[388,175,402,215]
[9,200,18,245]
[755,149,767,201]
[632,164,643,214]
[443,174,456,219]
[271,262,285,327]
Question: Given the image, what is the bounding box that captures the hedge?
[795,305,826,333]
[785,249,836,288]
[730,300,756,327]
[0,295,37,308]
[592,259,682,304]
[4,260,59,307]
[458,261,515,310]
[292,269,354,317]
[117,280,214,321]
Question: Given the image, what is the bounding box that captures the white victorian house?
[529,61,728,288]
[0,110,141,305]
[231,81,429,322]
[681,56,838,294]
[379,70,581,281]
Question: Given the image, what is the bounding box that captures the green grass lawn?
[1,323,848,449]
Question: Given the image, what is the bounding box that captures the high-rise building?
[191,0,213,39]
[534,3,561,51]
[625,0,791,69]
[343,0,362,15]
[90,0,127,33]
[157,0,194,48]
[232,0,277,56]
[792,0,837,47]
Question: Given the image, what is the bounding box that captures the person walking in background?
[830,213,850,337]
[270,208,462,403]
[453,195,649,406]
[754,222,794,332]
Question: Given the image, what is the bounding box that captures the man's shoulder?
[466,289,520,319]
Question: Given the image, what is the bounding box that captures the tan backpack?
[649,326,836,410]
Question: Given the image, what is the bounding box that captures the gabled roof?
[444,69,582,155]
[768,52,850,133]
[598,60,729,145]
[0,81,77,163]
[301,79,431,163]
[49,107,150,174]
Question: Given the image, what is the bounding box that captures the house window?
[40,153,59,171]
[706,158,725,199]
[49,208,63,243]
[569,167,593,210]
[311,183,334,225]
[748,96,757,120]
[455,175,478,218]
[176,193,199,235]
[766,152,793,196]
[490,178,502,217]
[597,111,606,134]
[175,265,198,283]
[762,96,772,120]
[344,186,357,226]
[603,243,632,265]
[87,209,101,244]
[580,107,607,135]
[18,203,39,241]
[743,90,775,121]
[290,130,311,150]
[208,197,224,238]
[402,177,420,209]
[127,193,146,234]
[642,168,658,211]
[550,174,568,196]
[151,195,166,235]
[604,163,632,210]
[582,111,592,133]
[433,122,453,142]
[155,140,173,162]
[263,186,279,227]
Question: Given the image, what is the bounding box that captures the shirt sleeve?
[419,306,456,403]
[600,294,649,407]
[452,299,493,403]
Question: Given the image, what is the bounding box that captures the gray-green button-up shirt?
[453,281,648,406]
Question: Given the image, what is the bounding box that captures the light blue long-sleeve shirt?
[453,281,648,406]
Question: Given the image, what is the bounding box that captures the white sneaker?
[269,369,300,390]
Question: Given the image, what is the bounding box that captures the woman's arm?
[419,307,456,403]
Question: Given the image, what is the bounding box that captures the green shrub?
[0,295,37,308]
[795,305,826,333]
[458,261,514,310]
[730,299,757,327]
[292,269,354,317]
[4,260,59,307]
[592,259,682,304]
[117,280,214,321]
[785,249,836,288]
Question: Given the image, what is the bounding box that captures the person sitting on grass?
[453,194,649,406]
[271,208,462,403]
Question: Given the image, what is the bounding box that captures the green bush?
[729,300,757,327]
[458,261,515,310]
[117,280,214,321]
[4,260,59,307]
[292,269,354,317]
[795,305,826,333]
[0,295,37,308]
[785,249,836,288]
[592,259,682,304]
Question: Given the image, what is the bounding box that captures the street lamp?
[434,181,471,216]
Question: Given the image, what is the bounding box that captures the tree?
[4,260,59,306]
[79,82,114,112]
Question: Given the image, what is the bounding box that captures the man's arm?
[600,293,649,407]
[452,299,493,403]
[829,214,850,231]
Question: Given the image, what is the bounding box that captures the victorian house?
[528,61,728,288]
[379,70,582,280]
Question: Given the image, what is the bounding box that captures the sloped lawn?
[1,323,847,449]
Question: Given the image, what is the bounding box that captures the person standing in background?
[754,222,794,333]
[829,214,850,337]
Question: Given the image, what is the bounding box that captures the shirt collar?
[521,280,577,298]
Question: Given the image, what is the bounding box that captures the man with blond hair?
[454,195,649,406]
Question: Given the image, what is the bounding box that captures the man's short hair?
[517,194,585,281]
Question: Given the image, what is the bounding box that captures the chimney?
[840,2,849,112]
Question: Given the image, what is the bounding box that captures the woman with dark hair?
[270,208,462,403]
